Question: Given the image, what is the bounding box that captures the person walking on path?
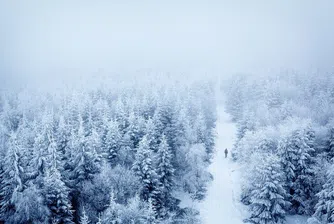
[224,148,228,158]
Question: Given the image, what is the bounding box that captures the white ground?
[183,103,309,224]
[199,105,247,224]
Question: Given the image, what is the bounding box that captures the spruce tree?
[194,111,206,144]
[71,116,101,185]
[280,129,316,215]
[145,118,160,152]
[156,135,174,217]
[0,132,24,220]
[33,128,50,175]
[104,120,121,164]
[127,112,142,148]
[44,136,74,224]
[291,129,316,215]
[279,136,297,197]
[246,155,290,224]
[56,116,69,157]
[44,167,74,224]
[152,109,164,139]
[312,163,334,223]
[172,107,194,150]
[132,135,160,202]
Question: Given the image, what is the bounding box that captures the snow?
[286,215,309,224]
[199,105,247,224]
[179,103,307,224]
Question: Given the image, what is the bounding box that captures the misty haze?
[1,1,334,224]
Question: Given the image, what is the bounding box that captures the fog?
[1,1,334,87]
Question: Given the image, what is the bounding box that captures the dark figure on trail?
[224,148,228,158]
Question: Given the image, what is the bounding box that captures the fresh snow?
[199,105,247,224]
[286,215,309,224]
[182,103,307,224]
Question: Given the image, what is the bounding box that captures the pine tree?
[245,155,290,224]
[145,118,160,152]
[56,116,71,167]
[291,129,316,215]
[236,111,256,141]
[194,111,206,144]
[104,120,121,164]
[280,129,317,215]
[279,136,296,192]
[132,135,159,202]
[127,112,143,148]
[152,109,164,139]
[172,107,191,150]
[33,128,50,176]
[118,132,135,167]
[44,167,74,224]
[46,134,63,172]
[70,116,102,185]
[85,127,102,155]
[156,101,172,132]
[312,163,334,223]
[44,138,74,224]
[156,135,174,217]
[57,116,69,156]
[0,132,24,220]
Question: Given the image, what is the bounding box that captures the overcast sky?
[1,1,334,86]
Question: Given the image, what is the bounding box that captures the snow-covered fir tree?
[145,118,160,152]
[245,154,290,224]
[56,115,69,157]
[155,134,174,217]
[0,132,24,221]
[290,129,316,215]
[44,166,74,224]
[70,115,102,185]
[279,128,316,215]
[132,135,160,203]
[312,163,334,223]
[104,120,122,164]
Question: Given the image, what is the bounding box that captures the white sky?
[1,0,334,85]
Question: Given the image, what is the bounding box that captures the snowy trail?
[199,105,246,224]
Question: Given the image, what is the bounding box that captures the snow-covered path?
[199,105,246,224]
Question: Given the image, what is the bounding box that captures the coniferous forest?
[2,2,334,224]
[0,80,216,224]
[225,73,334,224]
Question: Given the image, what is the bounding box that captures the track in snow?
[199,105,246,224]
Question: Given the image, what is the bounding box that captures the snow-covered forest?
[225,73,334,224]
[2,1,334,224]
[0,80,216,224]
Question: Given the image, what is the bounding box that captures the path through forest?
[199,105,246,224]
